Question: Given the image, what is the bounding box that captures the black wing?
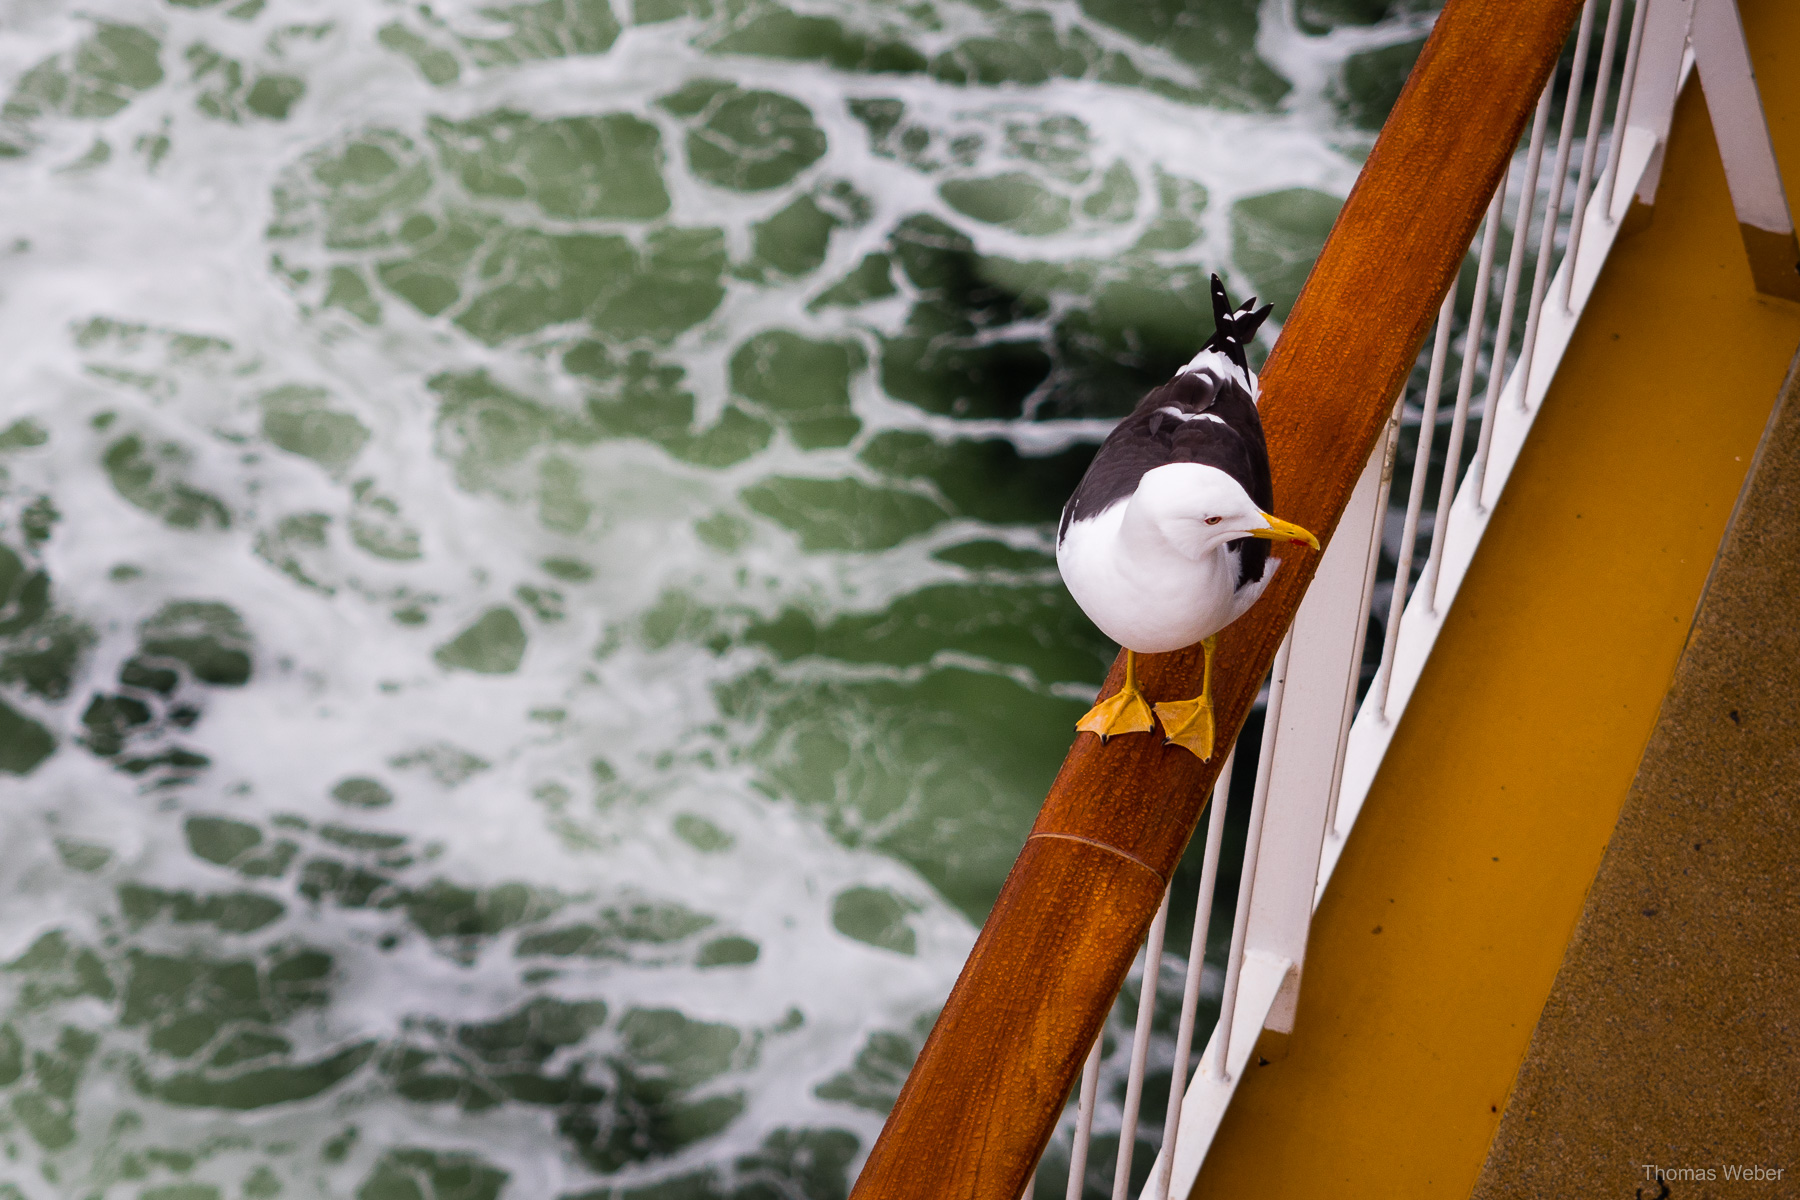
[1058,369,1273,587]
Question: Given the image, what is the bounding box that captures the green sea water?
[0,0,1436,1195]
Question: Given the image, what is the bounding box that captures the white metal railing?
[1018,0,1797,1195]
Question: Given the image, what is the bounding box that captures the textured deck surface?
[1470,355,1800,1197]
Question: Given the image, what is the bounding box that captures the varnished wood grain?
[847,3,1585,1196]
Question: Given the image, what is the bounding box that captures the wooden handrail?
[846,2,1585,1197]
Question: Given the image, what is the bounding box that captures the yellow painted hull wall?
[1190,2,1800,1196]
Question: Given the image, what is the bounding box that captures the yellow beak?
[1250,513,1320,551]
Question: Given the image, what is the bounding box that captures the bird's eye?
[1204,516,1223,525]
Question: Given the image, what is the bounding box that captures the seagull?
[1056,276,1319,759]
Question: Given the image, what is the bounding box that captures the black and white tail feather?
[1197,273,1273,373]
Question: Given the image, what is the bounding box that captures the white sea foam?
[0,0,1430,1192]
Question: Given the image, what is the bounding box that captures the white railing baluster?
[1562,0,1629,307]
[1112,890,1171,1200]
[1207,634,1292,1083]
[1447,173,1504,518]
[1066,1034,1103,1200]
[1517,0,1599,408]
[1461,88,1552,528]
[1599,0,1653,220]
[1371,288,1455,720]
[1148,754,1235,1200]
[1325,425,1397,842]
[1439,175,1506,553]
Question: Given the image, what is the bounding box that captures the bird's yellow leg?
[1076,650,1155,743]
[1154,636,1217,760]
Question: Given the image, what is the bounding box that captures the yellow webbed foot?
[1154,696,1215,760]
[1159,694,1216,759]
[1077,686,1154,742]
[1156,635,1218,759]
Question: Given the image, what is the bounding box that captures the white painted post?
[1243,424,1395,1034]
[1628,0,1699,210]
[1206,635,1292,1083]
[1691,0,1800,299]
[1324,430,1394,843]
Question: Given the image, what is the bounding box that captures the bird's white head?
[1129,462,1320,561]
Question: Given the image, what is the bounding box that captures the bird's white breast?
[1057,501,1274,654]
